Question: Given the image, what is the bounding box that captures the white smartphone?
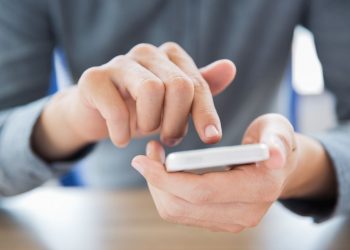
[165,144,269,174]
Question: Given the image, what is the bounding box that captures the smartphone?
[165,144,269,174]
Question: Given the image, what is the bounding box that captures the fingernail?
[163,138,182,147]
[131,159,144,175]
[205,125,219,138]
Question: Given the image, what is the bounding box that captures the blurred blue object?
[287,61,299,131]
[49,49,84,187]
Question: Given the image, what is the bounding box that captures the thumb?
[200,59,236,96]
[146,140,166,164]
[261,133,289,169]
[242,114,295,170]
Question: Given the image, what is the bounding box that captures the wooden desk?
[0,187,349,250]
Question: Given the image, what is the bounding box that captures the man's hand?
[131,114,336,232]
[32,42,236,161]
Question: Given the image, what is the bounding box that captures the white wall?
[292,26,337,133]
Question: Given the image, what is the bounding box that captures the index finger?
[159,42,222,144]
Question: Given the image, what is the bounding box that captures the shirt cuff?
[0,97,91,196]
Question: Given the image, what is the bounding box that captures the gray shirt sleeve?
[281,0,350,221]
[0,0,74,196]
[0,98,54,196]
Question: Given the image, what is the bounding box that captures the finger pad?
[203,60,236,95]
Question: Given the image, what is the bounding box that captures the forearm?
[281,133,337,200]
[31,88,91,162]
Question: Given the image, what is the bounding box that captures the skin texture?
[131,114,336,233]
[32,42,336,232]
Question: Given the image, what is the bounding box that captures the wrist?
[31,88,91,161]
[281,133,336,200]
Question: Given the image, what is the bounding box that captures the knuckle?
[130,43,157,56]
[109,55,128,66]
[168,76,194,96]
[78,67,108,98]
[161,42,182,54]
[141,78,165,95]
[80,66,106,84]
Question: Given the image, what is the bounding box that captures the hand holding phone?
[165,144,269,174]
[132,114,298,232]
